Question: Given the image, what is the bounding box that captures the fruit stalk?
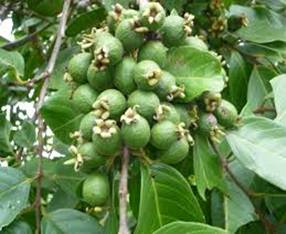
[118,146,130,234]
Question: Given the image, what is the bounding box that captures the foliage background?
[0,0,286,233]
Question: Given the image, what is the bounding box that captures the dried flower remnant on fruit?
[109,3,124,22]
[120,107,139,124]
[93,119,118,138]
[167,85,186,101]
[183,13,195,36]
[93,99,110,119]
[176,122,195,146]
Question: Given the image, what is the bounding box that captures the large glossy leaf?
[153,221,227,234]
[0,49,25,81]
[41,90,84,144]
[193,135,225,200]
[66,8,107,37]
[0,167,32,230]
[1,220,32,234]
[271,74,286,126]
[227,117,286,190]
[0,113,12,154]
[161,0,187,13]
[228,51,250,111]
[166,46,225,101]
[242,66,276,116]
[13,120,35,148]
[134,163,205,234]
[230,5,286,43]
[41,209,103,234]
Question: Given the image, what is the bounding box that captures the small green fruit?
[138,41,168,68]
[183,36,208,51]
[93,89,127,120]
[120,107,151,149]
[215,99,238,128]
[114,57,137,95]
[107,4,139,32]
[72,84,98,113]
[158,138,189,164]
[133,60,162,90]
[67,53,92,83]
[94,35,124,66]
[82,173,109,206]
[199,91,222,112]
[87,64,113,92]
[174,104,192,128]
[150,120,177,150]
[140,2,166,31]
[160,13,194,47]
[154,103,180,124]
[128,90,160,122]
[92,119,121,156]
[154,71,185,101]
[115,18,146,52]
[199,112,224,143]
[79,112,97,141]
[78,142,105,169]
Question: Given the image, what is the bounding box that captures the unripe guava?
[72,84,98,113]
[127,90,160,122]
[67,53,92,84]
[215,99,238,128]
[82,173,109,206]
[79,112,97,141]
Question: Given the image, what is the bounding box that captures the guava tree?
[0,0,286,234]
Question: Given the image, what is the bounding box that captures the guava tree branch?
[34,1,71,233]
[118,146,130,234]
[1,23,53,50]
[209,140,276,233]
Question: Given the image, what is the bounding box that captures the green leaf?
[0,48,25,81]
[49,47,80,90]
[227,117,286,190]
[230,5,286,43]
[41,90,84,144]
[27,0,63,16]
[22,158,85,194]
[13,121,36,148]
[166,46,225,102]
[223,174,257,232]
[242,66,276,116]
[1,220,32,234]
[228,51,250,111]
[135,163,205,234]
[271,75,286,126]
[0,113,12,154]
[193,135,226,200]
[0,167,32,230]
[47,188,79,212]
[153,221,227,234]
[161,0,187,13]
[41,209,104,234]
[66,8,107,37]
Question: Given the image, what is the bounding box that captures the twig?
[209,139,253,197]
[118,146,130,234]
[209,140,276,233]
[1,23,53,50]
[253,106,276,114]
[34,1,71,234]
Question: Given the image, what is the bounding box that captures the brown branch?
[253,106,276,114]
[118,146,130,234]
[34,1,71,234]
[1,23,53,50]
[209,140,276,234]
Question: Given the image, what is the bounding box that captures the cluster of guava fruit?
[64,2,239,207]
